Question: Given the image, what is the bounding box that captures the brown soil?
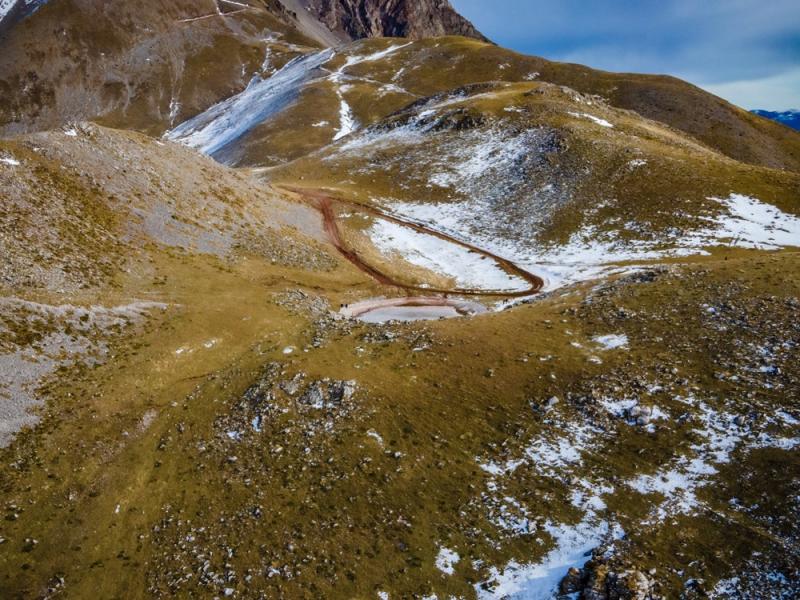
[285,186,545,297]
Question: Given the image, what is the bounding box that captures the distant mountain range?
[752,109,800,131]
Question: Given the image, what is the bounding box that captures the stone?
[300,383,326,409]
[609,569,653,600]
[559,566,583,594]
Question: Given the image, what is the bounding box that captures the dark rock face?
[307,0,488,41]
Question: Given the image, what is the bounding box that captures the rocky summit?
[0,1,799,599]
[303,0,487,41]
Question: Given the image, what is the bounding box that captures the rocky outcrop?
[560,564,659,600]
[558,539,661,600]
[305,0,488,41]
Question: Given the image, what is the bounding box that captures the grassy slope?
[1,244,798,598]
[399,37,800,174]
[0,125,797,600]
[0,0,321,136]
[0,22,799,600]
[0,124,334,292]
[269,79,799,261]
[232,37,800,174]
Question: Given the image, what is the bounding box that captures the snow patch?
[627,396,800,522]
[0,0,42,23]
[476,515,621,599]
[475,419,619,599]
[166,49,335,157]
[479,422,598,477]
[333,96,357,141]
[368,218,528,292]
[568,111,614,128]
[592,334,629,350]
[0,0,16,21]
[435,547,460,575]
[337,42,412,71]
[376,193,800,292]
[701,193,800,249]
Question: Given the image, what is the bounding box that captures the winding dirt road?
[282,187,544,297]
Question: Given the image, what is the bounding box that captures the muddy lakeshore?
[340,297,487,322]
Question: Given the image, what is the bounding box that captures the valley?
[0,2,799,599]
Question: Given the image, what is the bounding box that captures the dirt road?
[283,187,544,297]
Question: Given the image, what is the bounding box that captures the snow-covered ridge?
[166,42,411,158]
[751,109,800,131]
[0,0,47,25]
[166,49,335,158]
[376,194,800,291]
[0,0,16,21]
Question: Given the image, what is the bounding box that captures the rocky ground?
[1,245,797,599]
[1,3,799,598]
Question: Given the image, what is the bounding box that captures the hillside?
[0,0,485,136]
[1,2,800,599]
[3,18,799,174]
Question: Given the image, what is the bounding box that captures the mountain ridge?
[301,0,488,42]
[1,2,799,173]
[752,109,800,131]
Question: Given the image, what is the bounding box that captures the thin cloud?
[452,0,800,109]
[704,68,800,111]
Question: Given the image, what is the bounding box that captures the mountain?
[0,0,484,40]
[752,109,800,131]
[0,0,486,137]
[0,0,323,135]
[2,2,800,599]
[302,0,488,41]
[2,5,799,173]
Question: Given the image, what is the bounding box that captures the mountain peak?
[296,0,488,42]
[1,0,486,43]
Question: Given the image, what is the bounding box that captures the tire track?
[283,187,544,297]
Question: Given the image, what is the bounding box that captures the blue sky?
[451,0,800,110]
